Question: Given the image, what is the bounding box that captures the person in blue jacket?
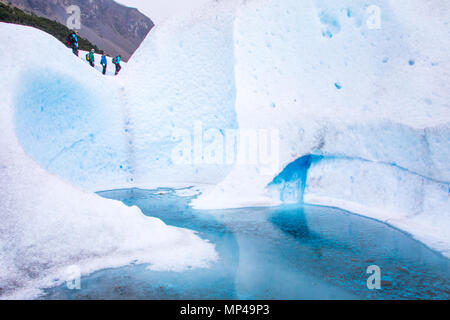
[67,30,79,56]
[112,55,122,75]
[100,54,108,75]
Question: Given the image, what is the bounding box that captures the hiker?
[67,30,79,56]
[86,49,95,67]
[100,54,108,75]
[112,55,122,75]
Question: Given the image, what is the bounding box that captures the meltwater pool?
[43,188,450,300]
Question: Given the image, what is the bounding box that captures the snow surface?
[1,0,449,298]
[0,23,217,299]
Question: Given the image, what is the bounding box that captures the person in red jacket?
[66,30,79,56]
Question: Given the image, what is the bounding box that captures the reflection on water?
[43,188,450,300]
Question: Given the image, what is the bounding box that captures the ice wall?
[122,0,239,186]
[305,157,450,256]
[193,0,450,255]
[5,23,134,191]
[14,69,132,190]
[8,1,449,207]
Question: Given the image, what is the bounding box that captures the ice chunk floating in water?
[43,189,450,300]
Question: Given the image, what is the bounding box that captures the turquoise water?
[43,188,449,300]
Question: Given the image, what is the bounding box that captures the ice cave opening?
[269,155,323,204]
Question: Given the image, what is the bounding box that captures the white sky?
[115,0,210,25]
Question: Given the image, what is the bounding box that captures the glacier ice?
[0,0,449,298]
[0,24,217,299]
[12,1,240,191]
[121,0,239,186]
[191,0,450,257]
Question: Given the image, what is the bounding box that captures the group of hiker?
[67,30,122,75]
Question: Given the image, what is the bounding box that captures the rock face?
[7,0,154,61]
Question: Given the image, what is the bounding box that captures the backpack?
[86,53,90,61]
[112,57,116,64]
